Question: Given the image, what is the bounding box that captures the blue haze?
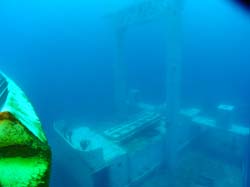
[0,0,250,186]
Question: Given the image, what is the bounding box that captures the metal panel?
[0,73,8,111]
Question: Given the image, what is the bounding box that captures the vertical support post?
[113,28,128,117]
[164,0,183,170]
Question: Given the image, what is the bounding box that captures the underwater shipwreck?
[52,0,250,187]
[0,0,249,187]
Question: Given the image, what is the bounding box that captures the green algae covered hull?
[0,73,51,187]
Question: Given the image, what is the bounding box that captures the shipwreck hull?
[0,72,51,187]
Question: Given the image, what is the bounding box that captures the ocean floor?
[138,148,243,187]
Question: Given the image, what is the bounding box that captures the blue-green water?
[0,0,250,186]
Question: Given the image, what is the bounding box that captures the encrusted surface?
[2,76,46,143]
[0,112,51,187]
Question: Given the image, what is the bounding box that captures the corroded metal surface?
[0,72,51,187]
[104,109,161,142]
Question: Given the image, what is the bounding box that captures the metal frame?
[108,0,183,168]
